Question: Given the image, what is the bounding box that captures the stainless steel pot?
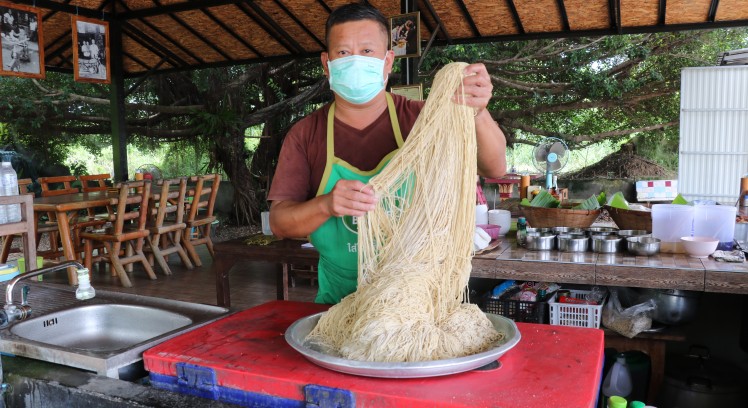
[586,227,618,236]
[657,346,748,408]
[551,226,585,235]
[636,288,701,325]
[526,232,555,251]
[557,234,588,252]
[627,236,661,256]
[591,235,623,253]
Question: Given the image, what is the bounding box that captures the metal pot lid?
[665,347,748,393]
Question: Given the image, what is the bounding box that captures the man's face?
[321,20,393,79]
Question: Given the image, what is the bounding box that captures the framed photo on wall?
[390,84,423,101]
[0,1,44,78]
[72,15,110,84]
[389,12,420,59]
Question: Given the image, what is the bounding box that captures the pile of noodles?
[307,62,503,362]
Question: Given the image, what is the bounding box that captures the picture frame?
[390,83,423,101]
[0,1,44,79]
[72,15,110,84]
[389,11,420,59]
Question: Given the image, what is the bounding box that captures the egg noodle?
[307,62,503,362]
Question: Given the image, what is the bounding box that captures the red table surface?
[144,301,604,408]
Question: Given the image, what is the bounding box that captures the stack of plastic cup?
[475,204,489,225]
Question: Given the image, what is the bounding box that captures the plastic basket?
[549,289,607,329]
[479,293,549,324]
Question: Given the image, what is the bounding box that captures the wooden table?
[212,237,318,307]
[216,235,748,307]
[33,191,122,284]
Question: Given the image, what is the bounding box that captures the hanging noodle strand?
[307,62,503,362]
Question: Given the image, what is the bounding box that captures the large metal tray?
[285,311,521,378]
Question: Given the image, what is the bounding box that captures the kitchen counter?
[144,300,605,408]
[214,236,748,307]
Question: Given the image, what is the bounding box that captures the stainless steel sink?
[0,282,229,378]
[10,304,194,352]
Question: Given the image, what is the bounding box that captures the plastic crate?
[479,293,549,324]
[549,289,607,329]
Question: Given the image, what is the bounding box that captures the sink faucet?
[1,261,92,328]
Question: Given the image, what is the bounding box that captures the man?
[268,3,506,304]
[89,40,100,67]
[2,9,13,34]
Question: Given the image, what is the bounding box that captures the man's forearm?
[269,198,331,239]
[475,109,507,178]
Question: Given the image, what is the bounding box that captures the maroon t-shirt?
[268,93,425,202]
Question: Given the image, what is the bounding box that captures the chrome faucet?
[1,261,91,328]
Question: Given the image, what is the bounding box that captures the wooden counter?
[213,235,748,307]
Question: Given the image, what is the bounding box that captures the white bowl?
[680,236,719,258]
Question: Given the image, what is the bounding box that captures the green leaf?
[608,192,630,210]
[596,191,607,207]
[530,190,560,208]
[671,194,689,205]
[574,195,601,210]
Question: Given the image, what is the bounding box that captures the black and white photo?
[0,2,44,78]
[72,15,110,84]
[389,12,420,59]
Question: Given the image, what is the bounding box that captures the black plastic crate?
[479,293,549,324]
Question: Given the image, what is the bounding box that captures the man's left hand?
[452,63,493,116]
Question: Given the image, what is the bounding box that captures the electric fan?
[136,164,163,181]
[532,137,569,190]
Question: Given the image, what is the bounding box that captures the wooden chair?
[182,174,221,267]
[0,178,35,262]
[38,175,79,196]
[79,173,111,192]
[78,173,115,220]
[37,176,80,260]
[81,180,156,287]
[0,194,38,272]
[144,177,193,275]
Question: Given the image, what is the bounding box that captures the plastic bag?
[602,288,656,338]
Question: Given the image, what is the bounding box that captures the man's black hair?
[325,2,388,49]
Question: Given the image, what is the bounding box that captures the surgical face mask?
[327,55,386,104]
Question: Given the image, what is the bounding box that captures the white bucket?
[652,204,694,253]
[693,204,736,250]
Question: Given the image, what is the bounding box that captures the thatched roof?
[13,0,748,76]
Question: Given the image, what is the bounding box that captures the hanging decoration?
[0,1,45,79]
[72,15,110,84]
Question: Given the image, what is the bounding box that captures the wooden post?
[109,20,129,182]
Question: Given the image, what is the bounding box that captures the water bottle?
[602,353,633,400]
[516,217,527,247]
[75,268,96,300]
[0,158,19,223]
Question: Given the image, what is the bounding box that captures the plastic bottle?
[0,158,20,223]
[516,217,527,247]
[602,353,633,400]
[75,268,96,300]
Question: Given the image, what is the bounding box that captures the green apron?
[310,93,403,304]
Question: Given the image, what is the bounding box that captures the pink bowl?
[680,236,719,258]
[477,224,500,240]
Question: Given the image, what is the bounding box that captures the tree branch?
[501,119,679,146]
